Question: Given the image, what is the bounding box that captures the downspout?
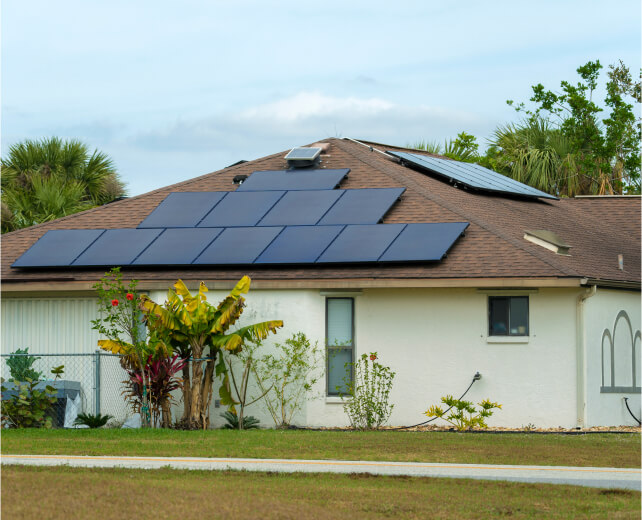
[576,284,597,427]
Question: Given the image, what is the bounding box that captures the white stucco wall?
[149,286,581,429]
[5,285,637,428]
[584,288,641,427]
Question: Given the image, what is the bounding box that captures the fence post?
[94,350,101,416]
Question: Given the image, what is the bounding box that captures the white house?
[2,138,640,428]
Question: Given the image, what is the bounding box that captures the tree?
[1,137,125,232]
[409,132,481,162]
[505,60,641,195]
[141,276,283,430]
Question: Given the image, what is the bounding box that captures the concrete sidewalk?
[2,454,640,491]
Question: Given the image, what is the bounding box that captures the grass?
[2,429,639,468]
[3,465,639,520]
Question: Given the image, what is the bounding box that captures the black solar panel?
[379,222,469,262]
[317,224,406,263]
[72,229,163,266]
[258,190,343,226]
[12,229,105,267]
[198,191,285,227]
[132,228,223,265]
[138,192,227,228]
[193,227,283,265]
[236,169,349,191]
[255,226,343,264]
[388,151,557,200]
[318,188,405,225]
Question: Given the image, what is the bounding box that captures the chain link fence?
[1,352,132,427]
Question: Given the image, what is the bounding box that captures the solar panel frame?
[236,168,349,191]
[132,228,223,265]
[255,225,343,264]
[138,192,227,228]
[257,190,344,227]
[197,191,285,227]
[388,151,558,200]
[317,187,406,225]
[378,222,469,262]
[193,226,283,265]
[316,224,406,263]
[284,147,321,161]
[12,229,106,268]
[72,229,164,266]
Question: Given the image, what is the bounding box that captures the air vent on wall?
[285,147,322,168]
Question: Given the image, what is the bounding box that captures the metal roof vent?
[524,230,572,256]
[285,147,322,168]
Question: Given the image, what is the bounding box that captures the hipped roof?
[2,138,640,290]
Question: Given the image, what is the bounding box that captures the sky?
[2,0,640,196]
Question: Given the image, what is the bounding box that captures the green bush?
[6,348,44,382]
[73,412,114,429]
[1,365,64,428]
[220,411,260,430]
[424,396,502,431]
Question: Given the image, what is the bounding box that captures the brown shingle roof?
[2,138,640,288]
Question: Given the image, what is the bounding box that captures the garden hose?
[391,372,482,430]
[623,397,641,426]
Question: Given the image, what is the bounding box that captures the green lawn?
[3,465,639,520]
[2,429,639,468]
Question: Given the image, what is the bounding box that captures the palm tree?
[489,118,619,197]
[409,132,480,162]
[1,137,125,232]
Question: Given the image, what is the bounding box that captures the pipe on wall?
[576,285,597,427]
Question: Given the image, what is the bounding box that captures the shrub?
[1,365,64,428]
[73,412,114,428]
[6,348,44,382]
[220,411,260,430]
[341,352,395,430]
[424,396,502,431]
[253,333,323,428]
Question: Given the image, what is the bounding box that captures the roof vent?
[285,147,322,168]
[524,230,571,256]
[233,174,248,185]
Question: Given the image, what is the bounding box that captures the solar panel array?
[387,151,558,200]
[13,167,470,268]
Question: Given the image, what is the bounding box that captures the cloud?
[133,91,489,153]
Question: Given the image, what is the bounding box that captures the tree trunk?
[161,399,172,428]
[180,361,191,423]
[199,353,217,429]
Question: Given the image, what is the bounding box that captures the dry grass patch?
[2,465,640,520]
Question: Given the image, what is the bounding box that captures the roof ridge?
[334,138,581,278]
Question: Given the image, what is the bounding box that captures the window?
[326,297,354,395]
[488,296,528,336]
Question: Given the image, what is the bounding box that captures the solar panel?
[317,224,406,263]
[12,229,105,267]
[132,228,223,265]
[236,169,349,191]
[318,188,405,225]
[379,222,469,262]
[255,226,343,264]
[387,151,557,200]
[284,147,321,161]
[197,191,285,227]
[258,190,343,226]
[138,192,227,228]
[72,229,163,266]
[193,227,283,265]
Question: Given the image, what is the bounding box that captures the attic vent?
[524,230,572,256]
[233,174,248,185]
[285,147,322,168]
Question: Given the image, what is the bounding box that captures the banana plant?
[140,276,283,429]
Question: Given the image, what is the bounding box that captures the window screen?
[489,296,529,336]
[326,298,354,395]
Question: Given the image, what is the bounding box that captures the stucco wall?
[148,286,581,429]
[584,288,641,427]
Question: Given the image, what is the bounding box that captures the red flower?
[370,354,377,361]
[111,299,119,306]
[126,293,134,301]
